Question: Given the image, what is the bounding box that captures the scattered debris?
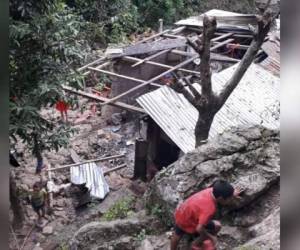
[42,226,53,236]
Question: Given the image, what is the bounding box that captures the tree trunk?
[195,115,214,147]
[9,172,25,229]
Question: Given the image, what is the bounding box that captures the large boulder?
[145,126,280,225]
[70,211,165,250]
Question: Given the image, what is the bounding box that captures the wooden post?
[134,138,148,181]
[159,19,164,33]
[47,164,53,209]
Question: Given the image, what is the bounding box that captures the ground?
[9,97,149,250]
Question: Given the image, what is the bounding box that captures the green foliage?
[135,228,147,242]
[147,203,173,228]
[133,0,186,27]
[58,242,69,250]
[150,204,163,218]
[10,1,90,156]
[103,198,135,221]
[70,0,139,45]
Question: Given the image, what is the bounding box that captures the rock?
[138,239,155,250]
[111,113,123,125]
[70,213,165,250]
[145,126,280,226]
[42,226,53,235]
[33,232,46,243]
[234,207,280,250]
[54,199,65,207]
[33,244,43,250]
[97,129,106,138]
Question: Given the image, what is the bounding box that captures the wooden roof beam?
[62,85,146,113]
[100,55,198,106]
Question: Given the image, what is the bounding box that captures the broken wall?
[102,52,184,119]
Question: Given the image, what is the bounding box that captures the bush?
[103,197,135,221]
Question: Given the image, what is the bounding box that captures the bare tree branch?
[199,15,216,98]
[183,77,202,100]
[216,10,273,109]
[171,77,197,106]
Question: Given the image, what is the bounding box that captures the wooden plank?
[130,28,193,68]
[88,66,161,87]
[131,48,173,68]
[78,56,106,71]
[83,61,111,76]
[101,55,198,106]
[134,26,185,45]
[89,67,145,83]
[162,33,186,39]
[210,38,235,51]
[62,85,146,113]
[170,25,186,34]
[47,154,126,171]
[134,29,171,45]
[223,43,250,50]
[70,148,81,163]
[211,32,233,42]
[123,56,200,75]
[171,49,240,63]
[104,164,127,175]
[214,32,253,38]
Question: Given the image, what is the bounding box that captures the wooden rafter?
[210,38,235,51]
[47,154,125,171]
[131,48,173,68]
[87,66,161,87]
[100,55,199,106]
[211,32,233,42]
[62,85,146,113]
[123,56,200,75]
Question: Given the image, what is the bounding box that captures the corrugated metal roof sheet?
[70,162,110,199]
[260,34,280,76]
[259,56,280,77]
[137,63,279,153]
[175,9,256,31]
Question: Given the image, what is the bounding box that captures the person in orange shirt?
[170,180,241,250]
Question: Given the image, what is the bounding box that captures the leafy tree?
[10,1,90,162]
[133,0,185,27]
[68,0,139,45]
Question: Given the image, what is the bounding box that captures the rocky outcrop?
[234,207,280,250]
[70,211,166,250]
[145,126,280,225]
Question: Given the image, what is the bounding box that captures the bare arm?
[195,224,217,246]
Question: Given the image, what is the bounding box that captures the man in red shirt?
[171,180,239,250]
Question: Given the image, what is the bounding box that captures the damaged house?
[64,9,280,182]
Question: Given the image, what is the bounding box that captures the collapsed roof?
[66,9,280,153]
